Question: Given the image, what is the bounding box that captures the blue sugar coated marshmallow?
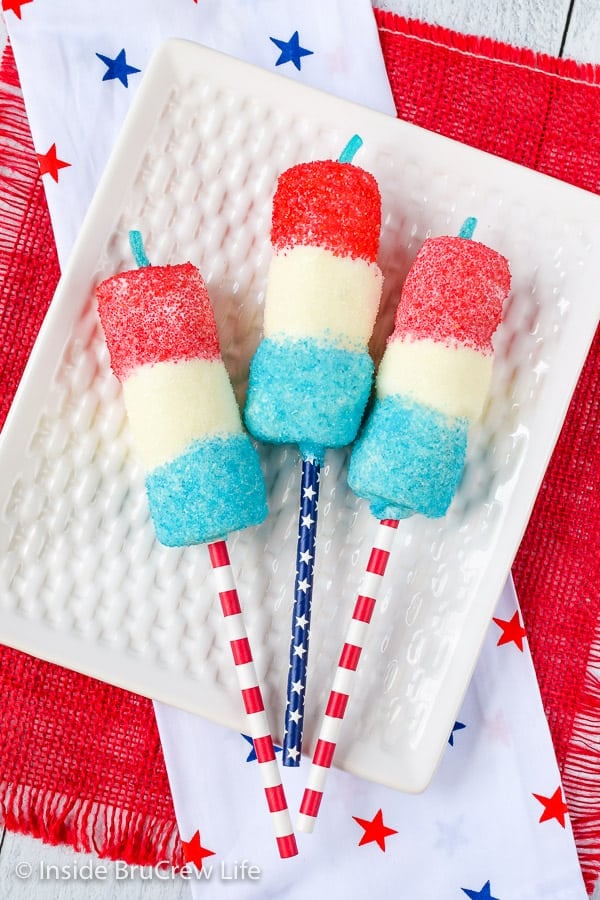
[244,337,374,455]
[145,434,267,546]
[348,395,469,520]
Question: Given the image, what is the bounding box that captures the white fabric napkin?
[6,0,394,267]
[3,1,588,897]
[155,579,586,899]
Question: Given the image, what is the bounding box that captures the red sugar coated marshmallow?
[96,262,221,381]
[271,160,381,263]
[392,237,511,354]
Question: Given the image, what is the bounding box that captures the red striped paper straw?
[208,540,298,858]
[297,518,399,833]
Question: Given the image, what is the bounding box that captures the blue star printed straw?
[244,135,384,764]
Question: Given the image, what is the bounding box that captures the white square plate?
[1,39,598,792]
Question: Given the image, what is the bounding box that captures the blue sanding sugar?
[244,337,374,450]
[145,434,267,547]
[348,395,469,519]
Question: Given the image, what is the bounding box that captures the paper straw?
[282,452,321,765]
[208,539,298,858]
[297,518,399,833]
[297,217,479,828]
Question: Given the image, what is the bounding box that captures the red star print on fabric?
[492,611,527,651]
[181,830,216,869]
[36,144,71,183]
[533,786,569,827]
[353,808,398,851]
[2,0,33,19]
[483,708,511,746]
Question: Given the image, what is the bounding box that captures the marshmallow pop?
[96,232,297,858]
[298,220,511,832]
[244,136,384,766]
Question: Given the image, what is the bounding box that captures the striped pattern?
[244,153,383,453]
[207,540,298,858]
[96,261,267,547]
[348,232,510,522]
[297,519,399,833]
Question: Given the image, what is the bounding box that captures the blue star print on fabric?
[462,880,500,900]
[241,734,282,763]
[434,815,468,855]
[96,49,141,87]
[269,31,314,71]
[449,721,467,746]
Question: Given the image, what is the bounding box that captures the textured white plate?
[1,40,599,793]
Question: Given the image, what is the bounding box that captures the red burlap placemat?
[0,45,182,868]
[1,8,599,890]
[375,11,600,892]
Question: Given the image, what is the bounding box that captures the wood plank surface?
[374,0,573,54]
[0,831,190,899]
[563,0,600,62]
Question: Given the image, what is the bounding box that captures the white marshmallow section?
[122,358,243,469]
[377,337,494,420]
[263,246,383,348]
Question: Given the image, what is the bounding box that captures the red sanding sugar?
[271,160,381,263]
[96,262,220,381]
[393,237,511,352]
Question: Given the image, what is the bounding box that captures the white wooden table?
[0,2,598,897]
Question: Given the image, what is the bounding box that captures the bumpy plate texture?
[1,40,599,791]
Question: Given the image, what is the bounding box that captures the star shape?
[533,786,569,827]
[298,550,313,565]
[483,708,511,746]
[241,733,281,762]
[270,31,314,71]
[293,643,307,659]
[181,830,215,870]
[300,514,315,529]
[295,614,309,629]
[492,611,527,651]
[434,815,468,855]
[297,577,311,593]
[448,720,466,746]
[461,881,500,900]
[36,144,71,182]
[2,0,33,18]
[303,485,317,501]
[352,809,398,851]
[290,680,304,695]
[96,48,141,87]
[286,746,300,763]
[325,46,350,75]
[288,708,302,724]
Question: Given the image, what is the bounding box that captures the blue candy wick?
[129,229,151,268]
[338,134,363,163]
[458,217,478,240]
